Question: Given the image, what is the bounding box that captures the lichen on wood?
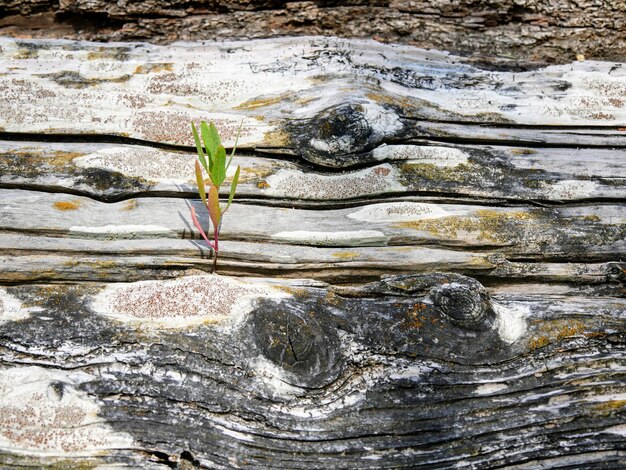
[0,36,624,468]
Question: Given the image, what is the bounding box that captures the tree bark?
[0,1,624,67]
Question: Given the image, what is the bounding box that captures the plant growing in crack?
[189,121,241,272]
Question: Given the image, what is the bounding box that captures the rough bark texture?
[0,1,625,67]
[0,37,624,468]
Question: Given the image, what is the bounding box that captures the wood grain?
[1,274,624,468]
[1,141,624,202]
[0,36,624,468]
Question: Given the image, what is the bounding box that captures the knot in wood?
[297,103,401,168]
[252,301,343,388]
[607,262,625,282]
[432,281,495,331]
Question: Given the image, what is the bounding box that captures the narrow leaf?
[195,160,207,206]
[190,206,216,250]
[200,121,218,171]
[191,122,208,172]
[207,184,221,232]
[217,145,227,187]
[224,165,240,213]
[209,122,221,148]
[226,120,243,171]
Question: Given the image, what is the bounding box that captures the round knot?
[432,281,495,331]
[252,300,343,388]
[295,103,403,168]
[607,262,625,282]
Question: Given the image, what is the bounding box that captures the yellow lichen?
[364,92,418,110]
[53,200,81,211]
[404,302,428,329]
[528,320,587,350]
[13,49,38,60]
[121,199,138,211]
[332,251,361,260]
[529,336,550,350]
[323,291,343,306]
[593,400,626,413]
[48,151,83,166]
[262,128,290,147]
[84,260,117,269]
[555,321,586,339]
[235,95,284,110]
[134,63,174,74]
[400,162,470,184]
[238,165,275,183]
[509,148,538,155]
[394,209,536,243]
[273,286,309,297]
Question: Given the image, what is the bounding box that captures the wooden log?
[2,234,624,288]
[0,37,624,468]
[1,189,623,257]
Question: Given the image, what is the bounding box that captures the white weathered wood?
[2,234,622,285]
[1,189,623,257]
[1,141,624,202]
[0,37,624,154]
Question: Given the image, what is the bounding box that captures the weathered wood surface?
[0,0,624,67]
[2,37,626,152]
[1,275,625,468]
[0,36,625,468]
[2,141,625,202]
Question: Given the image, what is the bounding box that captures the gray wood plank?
[1,189,623,258]
[1,141,624,201]
[1,37,624,166]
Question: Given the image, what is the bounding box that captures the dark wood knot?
[252,300,343,388]
[431,279,495,331]
[294,103,402,168]
[607,262,625,282]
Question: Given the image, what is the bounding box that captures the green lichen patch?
[0,148,152,197]
[37,71,132,89]
[397,148,569,201]
[394,206,625,254]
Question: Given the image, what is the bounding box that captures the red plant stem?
[213,227,219,272]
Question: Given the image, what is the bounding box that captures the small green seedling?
[189,121,241,272]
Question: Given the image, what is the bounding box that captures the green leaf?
[195,160,207,207]
[191,122,208,172]
[207,184,221,231]
[226,120,243,171]
[200,121,220,171]
[211,145,227,188]
[224,165,240,213]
